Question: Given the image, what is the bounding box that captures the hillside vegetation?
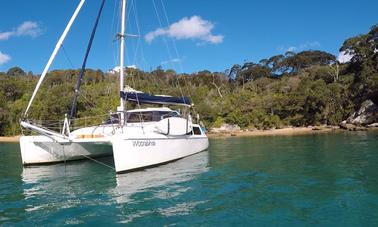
[0,25,377,136]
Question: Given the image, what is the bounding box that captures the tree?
[282,51,336,73]
[7,67,26,76]
[268,54,286,72]
[340,24,378,104]
[228,64,241,80]
[235,62,272,87]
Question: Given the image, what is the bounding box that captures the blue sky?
[0,0,377,74]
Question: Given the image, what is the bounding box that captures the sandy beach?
[0,136,20,143]
[207,126,339,138]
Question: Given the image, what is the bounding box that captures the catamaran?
[19,0,209,173]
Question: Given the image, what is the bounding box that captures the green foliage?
[212,116,225,128]
[7,66,26,77]
[225,108,250,127]
[340,24,378,104]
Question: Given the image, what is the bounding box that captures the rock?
[339,121,349,130]
[331,126,340,130]
[339,121,357,130]
[211,123,241,133]
[367,123,378,128]
[312,126,323,131]
[355,126,368,131]
[346,100,378,126]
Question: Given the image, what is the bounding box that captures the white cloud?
[0,32,14,41]
[337,51,353,63]
[0,21,42,41]
[0,51,11,65]
[16,21,42,37]
[280,41,321,52]
[145,16,223,45]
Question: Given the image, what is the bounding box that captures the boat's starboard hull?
[112,136,209,173]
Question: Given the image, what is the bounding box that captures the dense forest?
[0,25,377,136]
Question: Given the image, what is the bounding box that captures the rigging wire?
[130,68,146,133]
[80,153,115,170]
[128,0,138,67]
[129,0,152,93]
[110,0,120,72]
[61,45,76,69]
[78,88,110,116]
[111,0,120,71]
[69,0,107,119]
[123,0,134,66]
[159,0,185,74]
[151,0,185,101]
[132,0,149,70]
[158,0,200,120]
[151,0,174,70]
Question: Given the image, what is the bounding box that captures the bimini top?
[120,91,191,107]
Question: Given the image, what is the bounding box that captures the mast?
[119,0,126,118]
[24,0,86,117]
[69,0,106,120]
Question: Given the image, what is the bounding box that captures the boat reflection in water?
[21,152,209,214]
[21,158,116,213]
[112,151,209,204]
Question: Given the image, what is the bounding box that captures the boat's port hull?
[20,136,113,165]
[112,136,209,173]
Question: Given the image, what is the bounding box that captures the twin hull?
[20,133,209,173]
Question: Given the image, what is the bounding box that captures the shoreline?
[0,136,20,143]
[0,127,377,143]
[207,126,378,138]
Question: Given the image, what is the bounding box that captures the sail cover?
[120,91,191,107]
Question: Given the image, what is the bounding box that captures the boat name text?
[132,140,156,147]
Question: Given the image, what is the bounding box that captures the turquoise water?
[1,131,378,226]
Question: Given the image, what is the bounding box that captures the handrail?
[20,121,69,140]
[23,114,109,133]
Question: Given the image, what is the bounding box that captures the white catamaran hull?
[20,136,112,165]
[20,134,208,173]
[20,115,209,172]
[112,135,209,173]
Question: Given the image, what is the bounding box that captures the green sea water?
[1,131,378,226]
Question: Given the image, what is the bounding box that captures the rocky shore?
[339,100,378,131]
[207,125,378,138]
[208,99,378,138]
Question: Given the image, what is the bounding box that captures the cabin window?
[154,111,180,120]
[126,111,181,123]
[127,112,153,123]
[152,111,170,121]
[193,126,202,135]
